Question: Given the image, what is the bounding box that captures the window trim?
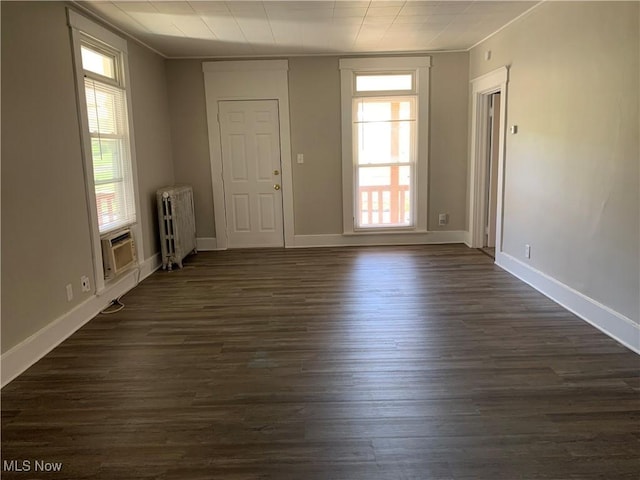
[339,56,431,235]
[68,9,143,293]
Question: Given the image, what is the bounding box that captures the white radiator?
[157,185,197,270]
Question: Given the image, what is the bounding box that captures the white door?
[218,100,284,248]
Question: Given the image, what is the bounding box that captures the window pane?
[85,81,123,135]
[356,74,412,92]
[96,182,125,231]
[399,165,411,186]
[355,97,416,165]
[356,98,415,122]
[359,166,391,187]
[81,45,116,79]
[353,95,415,229]
[92,138,123,183]
[84,77,135,234]
[94,163,134,233]
[357,165,411,227]
[95,178,135,233]
[357,121,414,164]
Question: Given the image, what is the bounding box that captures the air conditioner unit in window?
[101,228,137,280]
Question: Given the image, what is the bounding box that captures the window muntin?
[353,96,416,229]
[355,73,413,92]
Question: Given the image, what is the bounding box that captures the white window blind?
[84,77,136,233]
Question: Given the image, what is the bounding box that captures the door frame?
[468,66,509,251]
[218,99,284,248]
[485,92,501,248]
[203,60,294,250]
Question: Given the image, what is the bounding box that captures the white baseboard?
[291,230,467,248]
[463,230,473,248]
[196,237,218,251]
[1,265,147,388]
[8,243,633,388]
[496,251,640,354]
[140,253,161,280]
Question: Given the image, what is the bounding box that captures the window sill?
[344,228,428,236]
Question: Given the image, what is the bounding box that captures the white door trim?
[218,99,284,248]
[468,66,509,250]
[202,60,294,250]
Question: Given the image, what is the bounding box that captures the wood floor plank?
[2,245,638,479]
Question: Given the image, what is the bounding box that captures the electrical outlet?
[525,244,531,259]
[66,284,74,302]
[438,213,448,226]
[297,153,304,164]
[81,276,91,292]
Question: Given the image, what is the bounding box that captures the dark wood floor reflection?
[2,245,639,479]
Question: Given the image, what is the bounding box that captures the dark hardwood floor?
[2,245,639,479]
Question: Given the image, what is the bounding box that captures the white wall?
[470,2,639,327]
[3,0,637,363]
[165,53,470,239]
[2,1,95,353]
[1,2,175,354]
[165,60,215,238]
[128,41,176,255]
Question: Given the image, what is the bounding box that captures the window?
[355,74,413,92]
[340,57,431,233]
[355,95,415,228]
[80,41,135,234]
[69,10,141,290]
[80,44,117,80]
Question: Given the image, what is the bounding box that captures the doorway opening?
[468,67,508,260]
[202,60,294,250]
[480,92,501,259]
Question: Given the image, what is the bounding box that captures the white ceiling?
[78,1,540,58]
